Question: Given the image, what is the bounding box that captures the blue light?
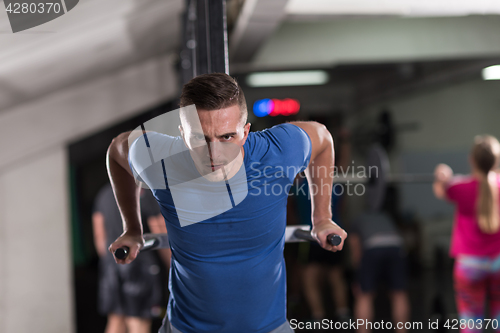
[253,99,272,117]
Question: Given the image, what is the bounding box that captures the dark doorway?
[68,100,177,333]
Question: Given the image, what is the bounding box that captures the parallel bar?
[114,225,340,259]
[294,229,342,246]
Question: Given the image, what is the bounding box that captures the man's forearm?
[291,121,336,226]
[106,134,143,235]
[306,148,334,224]
[288,121,345,250]
[305,132,335,225]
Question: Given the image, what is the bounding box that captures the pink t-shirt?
[446,175,500,257]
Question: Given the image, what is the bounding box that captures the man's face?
[180,104,250,181]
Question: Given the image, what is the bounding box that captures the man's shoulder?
[245,123,312,179]
[246,123,309,154]
[129,132,182,162]
[128,132,184,186]
[253,122,305,138]
[130,131,180,149]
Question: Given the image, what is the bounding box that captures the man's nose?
[206,139,220,160]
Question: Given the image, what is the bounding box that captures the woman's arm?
[433,163,453,200]
[92,212,108,257]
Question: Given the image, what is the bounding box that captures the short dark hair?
[180,73,247,123]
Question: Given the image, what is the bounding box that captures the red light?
[269,99,281,116]
[253,98,300,117]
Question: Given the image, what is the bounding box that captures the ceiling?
[1,0,500,114]
[229,0,500,71]
[0,0,183,112]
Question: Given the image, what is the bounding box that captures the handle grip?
[114,246,129,260]
[327,234,342,246]
[293,229,342,246]
[113,237,161,260]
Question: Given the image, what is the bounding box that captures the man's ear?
[242,123,251,144]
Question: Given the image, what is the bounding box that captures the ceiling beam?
[229,0,288,64]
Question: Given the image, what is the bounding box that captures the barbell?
[332,144,435,211]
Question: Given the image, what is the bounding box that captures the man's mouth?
[206,164,224,171]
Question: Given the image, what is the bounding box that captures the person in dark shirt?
[93,184,170,333]
[350,205,409,333]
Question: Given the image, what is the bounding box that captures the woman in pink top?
[434,135,500,332]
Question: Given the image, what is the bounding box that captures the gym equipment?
[114,144,436,260]
[334,144,434,210]
[114,225,342,260]
[181,0,228,84]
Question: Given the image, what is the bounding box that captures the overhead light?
[482,65,500,80]
[285,0,500,17]
[246,70,329,87]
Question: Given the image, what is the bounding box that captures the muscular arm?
[106,131,144,264]
[290,121,348,251]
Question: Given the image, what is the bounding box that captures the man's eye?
[223,135,233,140]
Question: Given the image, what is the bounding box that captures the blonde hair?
[472,135,500,234]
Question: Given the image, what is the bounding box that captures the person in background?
[434,135,500,333]
[93,184,171,333]
[349,193,410,333]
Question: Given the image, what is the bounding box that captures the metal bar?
[180,0,198,85]
[285,225,310,243]
[196,0,209,75]
[180,0,228,85]
[194,0,228,76]
[386,173,435,183]
[292,229,342,246]
[333,176,369,184]
[114,225,341,259]
[332,173,435,184]
[208,0,229,74]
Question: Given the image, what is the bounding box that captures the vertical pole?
[180,0,229,85]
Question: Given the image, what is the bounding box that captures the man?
[107,73,347,333]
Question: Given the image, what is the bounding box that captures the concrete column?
[0,147,73,333]
[0,54,178,333]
